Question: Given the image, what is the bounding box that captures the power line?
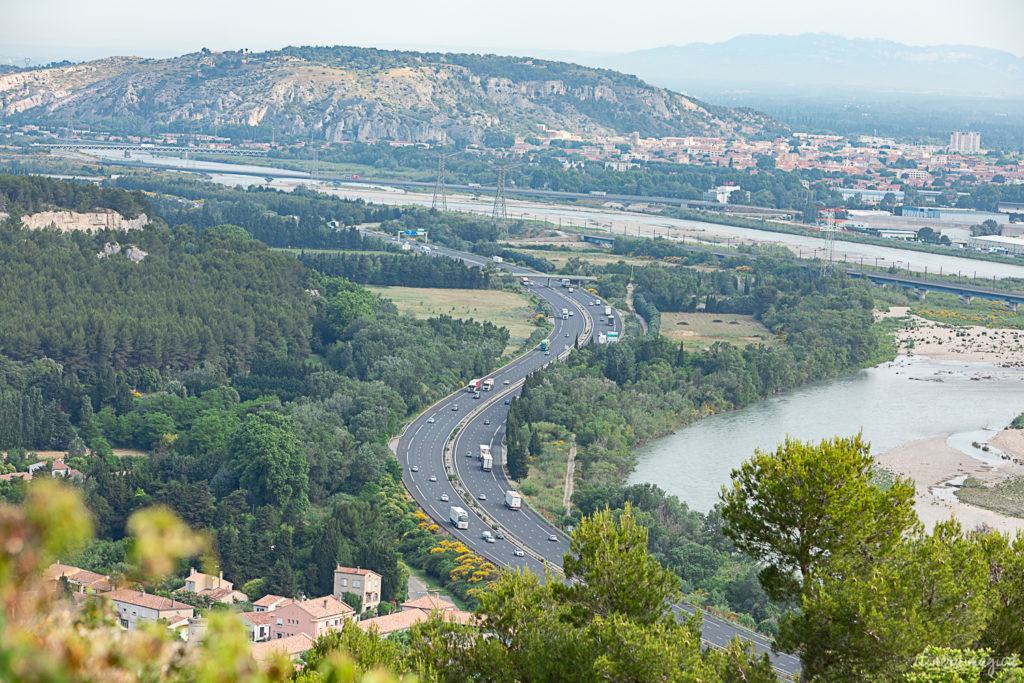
[491,162,521,236]
[432,151,460,211]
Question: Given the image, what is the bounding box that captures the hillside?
[0,46,784,143]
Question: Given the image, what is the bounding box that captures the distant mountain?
[0,46,785,143]
[593,34,1024,98]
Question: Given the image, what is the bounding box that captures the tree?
[556,504,681,626]
[719,434,916,603]
[783,519,994,680]
[230,413,309,518]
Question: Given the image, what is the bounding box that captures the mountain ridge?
[591,33,1024,98]
[0,45,785,143]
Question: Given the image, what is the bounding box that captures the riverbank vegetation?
[507,253,889,630]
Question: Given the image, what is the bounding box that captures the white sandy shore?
[879,307,1024,367]
[876,431,1024,535]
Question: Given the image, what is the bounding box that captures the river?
[83,148,1024,281]
[627,356,1024,513]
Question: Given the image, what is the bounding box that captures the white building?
[702,185,742,204]
[968,234,1024,255]
[949,131,981,154]
[106,590,194,638]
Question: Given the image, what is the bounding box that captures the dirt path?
[626,282,648,335]
[563,434,577,516]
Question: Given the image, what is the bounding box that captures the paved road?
[376,233,800,677]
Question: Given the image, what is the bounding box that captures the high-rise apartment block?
[949,131,981,154]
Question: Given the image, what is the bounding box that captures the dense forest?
[0,174,151,218]
[0,175,509,608]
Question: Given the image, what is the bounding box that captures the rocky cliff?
[0,46,785,143]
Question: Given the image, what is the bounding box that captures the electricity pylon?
[432,151,461,211]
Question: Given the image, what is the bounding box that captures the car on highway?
[452,404,458,411]
[503,379,510,385]
[494,531,504,539]
[466,451,472,458]
[440,493,449,502]
[569,311,574,316]
[473,392,480,399]
[504,399,510,405]
[429,475,437,482]
[513,548,525,557]
[484,419,491,425]
[547,534,557,542]
[482,531,495,543]
[565,333,570,337]
[477,493,487,501]
[544,351,550,356]
[427,417,435,423]
[410,465,419,472]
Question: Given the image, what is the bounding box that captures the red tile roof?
[107,589,193,612]
[252,594,292,608]
[333,566,379,576]
[296,595,353,619]
[250,633,313,662]
[401,595,456,612]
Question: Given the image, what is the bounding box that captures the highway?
[378,232,801,677]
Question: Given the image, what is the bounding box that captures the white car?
[427,417,435,424]
[440,493,449,502]
[477,493,487,501]
[411,465,419,472]
[503,379,510,385]
[513,548,525,557]
[429,475,437,482]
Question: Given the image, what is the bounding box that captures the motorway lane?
[383,236,799,676]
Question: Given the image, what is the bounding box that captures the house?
[333,566,382,613]
[51,460,86,480]
[240,611,274,642]
[252,594,293,612]
[44,563,113,594]
[250,633,313,668]
[106,590,194,638]
[358,594,475,637]
[182,567,248,604]
[267,595,355,641]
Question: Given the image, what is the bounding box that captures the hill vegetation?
[0,46,783,143]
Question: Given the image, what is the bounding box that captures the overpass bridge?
[847,270,1024,308]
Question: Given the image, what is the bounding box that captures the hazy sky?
[3,0,1023,62]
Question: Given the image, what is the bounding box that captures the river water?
[627,356,1024,512]
[84,148,1024,281]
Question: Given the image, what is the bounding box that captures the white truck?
[560,278,570,288]
[481,453,493,471]
[449,506,469,530]
[492,255,503,264]
[561,308,569,320]
[504,490,522,510]
[604,305,612,317]
[479,444,491,461]
[482,378,494,391]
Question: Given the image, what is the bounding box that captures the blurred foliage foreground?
[0,479,776,682]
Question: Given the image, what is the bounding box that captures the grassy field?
[660,312,774,349]
[367,286,539,355]
[957,476,1024,518]
[910,292,1024,329]
[516,422,573,523]
[505,245,651,269]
